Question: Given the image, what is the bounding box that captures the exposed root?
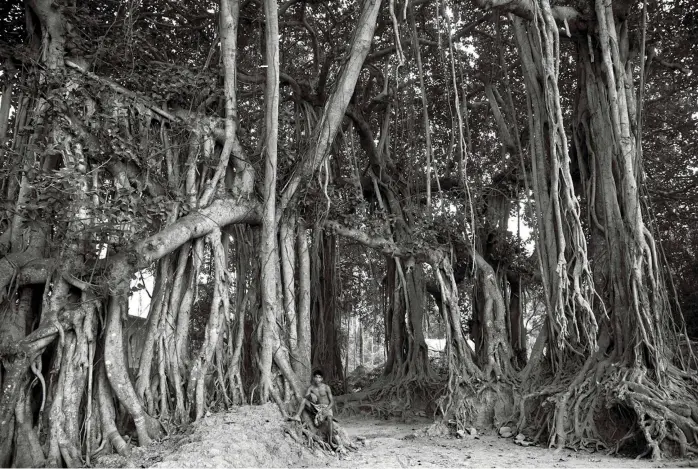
[30,358,46,413]
[437,380,516,434]
[284,412,357,456]
[518,359,698,459]
[338,371,445,421]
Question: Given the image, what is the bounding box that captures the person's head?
[312,369,324,384]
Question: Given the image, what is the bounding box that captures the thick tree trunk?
[472,252,513,380]
[0,288,33,466]
[310,229,345,386]
[512,5,598,367]
[383,259,433,384]
[104,294,161,446]
[13,385,45,468]
[507,0,698,457]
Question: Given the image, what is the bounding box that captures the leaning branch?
[324,221,447,266]
[0,197,262,297]
[278,0,383,217]
[65,60,180,122]
[106,197,261,291]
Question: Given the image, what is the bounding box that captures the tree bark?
[311,229,345,385]
[104,294,160,446]
[257,0,282,402]
[296,221,312,384]
[281,214,299,360]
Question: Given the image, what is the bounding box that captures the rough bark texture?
[296,221,312,385]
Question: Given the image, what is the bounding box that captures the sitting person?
[290,369,335,443]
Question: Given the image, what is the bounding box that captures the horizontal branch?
[452,12,496,42]
[0,197,262,297]
[367,36,438,62]
[474,0,581,22]
[106,197,261,290]
[654,58,691,75]
[0,253,51,303]
[324,220,447,266]
[338,175,464,196]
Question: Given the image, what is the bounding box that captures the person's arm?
[326,384,334,410]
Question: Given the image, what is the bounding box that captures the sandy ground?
[122,406,696,469]
[334,416,690,469]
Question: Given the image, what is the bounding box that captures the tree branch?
[473,0,586,33]
[65,59,180,122]
[277,0,383,218]
[0,253,52,303]
[106,197,261,291]
[324,220,447,266]
[0,197,262,297]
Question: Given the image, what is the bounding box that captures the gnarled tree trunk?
[506,0,698,457]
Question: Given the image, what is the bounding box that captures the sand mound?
[122,404,322,468]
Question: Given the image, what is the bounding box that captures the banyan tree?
[481,0,698,456]
[0,0,696,466]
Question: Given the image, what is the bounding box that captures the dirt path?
[124,406,694,469]
[333,416,681,469]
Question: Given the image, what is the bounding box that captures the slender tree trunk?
[188,230,229,420]
[0,73,12,163]
[257,0,302,403]
[508,274,526,367]
[97,364,129,457]
[281,214,298,359]
[359,321,364,367]
[104,293,160,446]
[258,0,280,402]
[135,259,169,413]
[296,221,312,383]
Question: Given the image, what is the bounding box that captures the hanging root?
[30,358,46,413]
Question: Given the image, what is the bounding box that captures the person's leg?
[327,417,334,446]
